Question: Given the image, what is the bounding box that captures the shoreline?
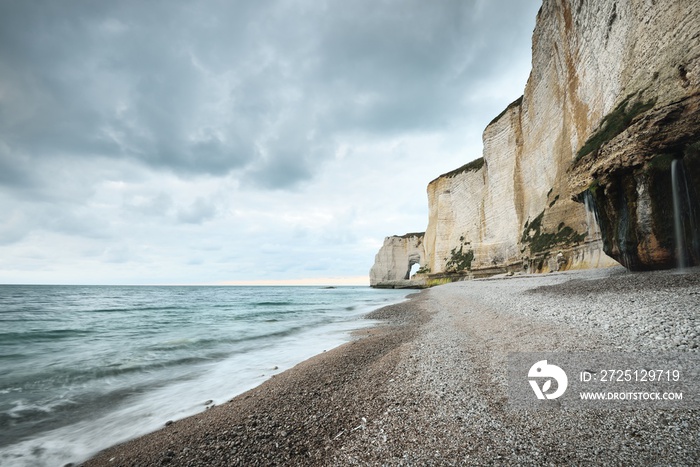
[82,290,430,466]
[82,267,700,465]
[0,287,410,467]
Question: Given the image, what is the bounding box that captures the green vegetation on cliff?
[433,157,485,182]
[521,210,586,254]
[576,94,656,161]
[397,232,425,239]
[445,238,474,272]
[426,277,454,287]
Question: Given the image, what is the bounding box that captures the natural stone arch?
[369,233,426,287]
[405,253,422,280]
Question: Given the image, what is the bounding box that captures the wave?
[86,306,184,313]
[251,301,295,306]
[145,321,327,353]
[0,285,412,464]
[4,322,334,387]
[0,329,92,344]
[0,320,338,437]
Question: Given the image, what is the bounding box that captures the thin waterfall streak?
[671,159,688,270]
[583,191,601,242]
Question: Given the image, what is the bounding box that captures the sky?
[0,0,541,285]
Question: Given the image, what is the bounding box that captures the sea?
[0,285,409,466]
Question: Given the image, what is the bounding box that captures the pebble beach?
[82,266,700,466]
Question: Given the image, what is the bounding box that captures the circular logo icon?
[528,360,568,400]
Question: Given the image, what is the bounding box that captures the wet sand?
[82,267,700,466]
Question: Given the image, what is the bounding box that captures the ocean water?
[0,285,408,466]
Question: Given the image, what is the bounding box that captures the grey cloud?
[177,197,218,224]
[42,209,109,239]
[0,204,31,245]
[124,192,174,218]
[0,146,35,190]
[247,154,313,190]
[0,0,539,192]
[0,197,109,245]
[309,0,536,134]
[244,117,331,189]
[0,0,263,176]
[103,244,132,264]
[0,0,541,284]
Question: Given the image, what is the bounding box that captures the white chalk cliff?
[369,233,425,288]
[371,0,700,287]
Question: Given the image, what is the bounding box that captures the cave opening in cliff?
[408,262,421,279]
[404,253,422,280]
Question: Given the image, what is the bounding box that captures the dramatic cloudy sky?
[0,0,540,285]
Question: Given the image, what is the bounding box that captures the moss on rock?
[521,210,586,255]
[576,94,656,161]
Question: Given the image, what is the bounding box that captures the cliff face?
[369,233,426,288]
[370,0,700,286]
[567,0,700,270]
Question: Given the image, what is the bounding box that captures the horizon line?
[0,276,371,287]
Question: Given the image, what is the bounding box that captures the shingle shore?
[82,266,700,466]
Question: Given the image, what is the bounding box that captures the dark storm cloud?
[0,147,33,189]
[0,0,263,176]
[0,0,539,191]
[308,0,536,135]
